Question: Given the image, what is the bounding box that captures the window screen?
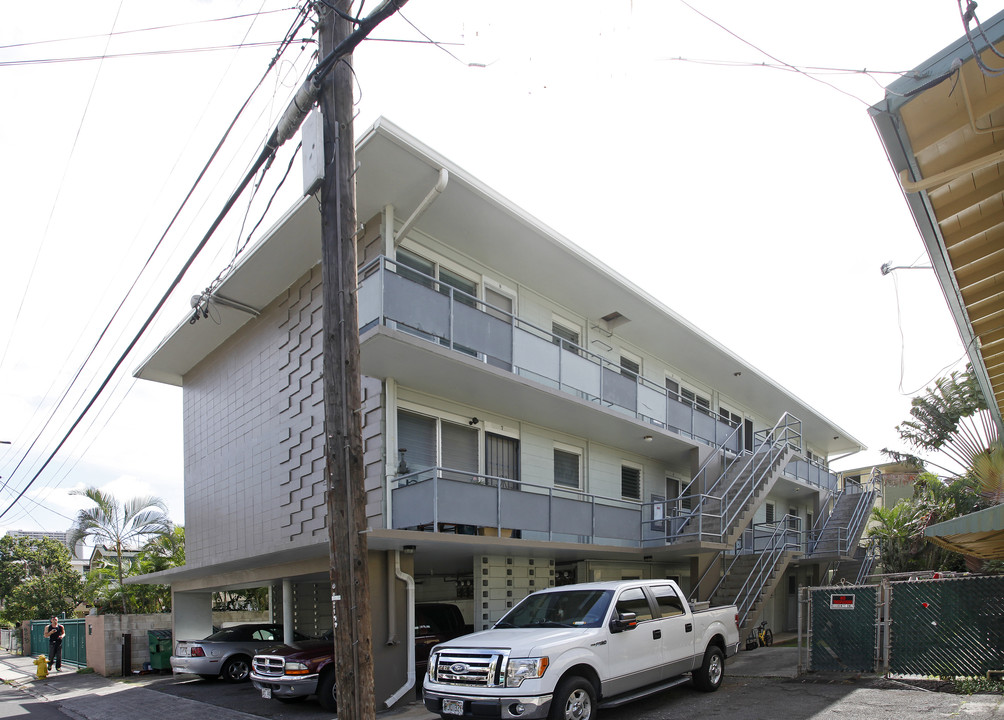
[439,267,478,308]
[620,356,640,380]
[552,322,579,353]
[554,449,580,489]
[621,465,641,499]
[398,410,437,473]
[765,502,775,524]
[442,421,478,481]
[396,248,435,289]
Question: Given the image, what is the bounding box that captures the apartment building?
[135,118,870,703]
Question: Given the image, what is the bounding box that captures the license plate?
[442,699,463,715]
[261,688,272,700]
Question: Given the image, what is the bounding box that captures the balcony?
[391,467,648,547]
[358,257,740,452]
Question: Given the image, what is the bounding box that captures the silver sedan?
[171,624,309,682]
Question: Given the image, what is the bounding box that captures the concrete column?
[173,591,213,643]
[282,579,294,639]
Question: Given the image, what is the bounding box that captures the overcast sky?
[1,0,997,537]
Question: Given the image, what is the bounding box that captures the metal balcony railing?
[358,257,741,451]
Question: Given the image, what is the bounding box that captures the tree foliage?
[68,488,172,614]
[0,536,82,625]
[884,367,998,475]
[82,526,185,615]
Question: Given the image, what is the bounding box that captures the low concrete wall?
[85,613,172,677]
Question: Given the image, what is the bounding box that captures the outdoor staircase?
[809,485,877,559]
[831,540,879,585]
[709,546,799,636]
[673,413,803,546]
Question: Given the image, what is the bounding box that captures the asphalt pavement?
[0,646,1000,720]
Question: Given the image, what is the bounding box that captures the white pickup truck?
[423,579,739,720]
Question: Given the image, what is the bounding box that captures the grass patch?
[954,676,1004,695]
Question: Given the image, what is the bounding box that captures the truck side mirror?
[609,612,637,633]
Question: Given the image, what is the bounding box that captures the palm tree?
[68,487,172,614]
[867,501,924,574]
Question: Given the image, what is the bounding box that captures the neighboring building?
[134,118,868,704]
[5,529,88,576]
[870,9,1004,561]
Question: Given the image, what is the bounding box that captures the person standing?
[43,616,65,671]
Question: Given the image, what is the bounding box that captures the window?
[651,584,685,617]
[665,378,680,400]
[441,420,479,481]
[554,448,581,489]
[765,502,775,524]
[620,352,640,380]
[396,247,435,289]
[439,266,478,308]
[614,587,653,622]
[787,507,799,530]
[397,410,437,474]
[719,406,741,428]
[621,464,641,500]
[681,387,712,415]
[552,321,580,353]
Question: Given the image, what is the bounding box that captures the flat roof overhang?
[128,529,725,591]
[135,118,863,457]
[924,503,1004,559]
[869,11,1004,433]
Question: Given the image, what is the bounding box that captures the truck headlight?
[505,657,549,688]
[284,661,310,676]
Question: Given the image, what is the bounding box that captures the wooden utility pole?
[319,1,373,718]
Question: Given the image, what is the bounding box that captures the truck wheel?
[692,645,724,692]
[550,676,596,720]
[317,669,337,712]
[221,655,251,683]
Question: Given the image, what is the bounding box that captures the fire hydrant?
[34,654,48,679]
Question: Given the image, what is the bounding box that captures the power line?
[0,39,313,67]
[0,4,311,514]
[0,7,297,51]
[678,0,872,106]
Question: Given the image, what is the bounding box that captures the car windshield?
[204,626,276,642]
[494,590,612,629]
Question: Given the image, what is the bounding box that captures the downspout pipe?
[393,168,449,246]
[384,551,416,708]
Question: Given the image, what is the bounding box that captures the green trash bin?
[148,629,172,672]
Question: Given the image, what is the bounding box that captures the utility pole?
[319,1,372,718]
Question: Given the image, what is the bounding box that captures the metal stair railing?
[809,481,877,556]
[672,413,801,545]
[855,539,879,584]
[732,515,802,629]
[841,483,876,554]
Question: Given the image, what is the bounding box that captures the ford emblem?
[450,662,470,675]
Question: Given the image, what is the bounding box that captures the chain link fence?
[801,575,1004,678]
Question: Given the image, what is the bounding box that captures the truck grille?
[432,650,506,687]
[252,655,286,678]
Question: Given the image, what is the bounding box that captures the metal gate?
[808,584,878,672]
[889,575,1004,677]
[803,575,1004,677]
[30,618,86,667]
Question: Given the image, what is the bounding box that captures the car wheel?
[549,676,596,720]
[221,655,251,683]
[197,674,217,681]
[692,645,725,692]
[317,669,337,712]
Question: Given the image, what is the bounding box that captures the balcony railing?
[391,467,644,547]
[782,457,839,493]
[358,257,740,451]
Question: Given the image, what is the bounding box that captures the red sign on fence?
[830,594,856,610]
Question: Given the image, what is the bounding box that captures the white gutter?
[383,551,416,708]
[393,168,449,246]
